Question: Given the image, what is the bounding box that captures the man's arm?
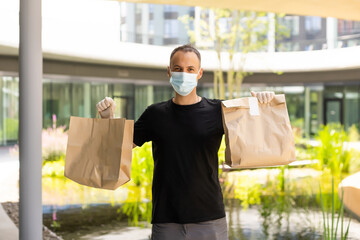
[133,106,152,148]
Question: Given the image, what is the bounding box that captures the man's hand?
[96,96,116,118]
[250,91,275,104]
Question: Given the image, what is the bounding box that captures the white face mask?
[169,68,201,96]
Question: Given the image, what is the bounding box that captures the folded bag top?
[221,94,296,169]
[222,94,285,109]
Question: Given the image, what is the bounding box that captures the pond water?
[43,199,360,240]
[42,169,360,240]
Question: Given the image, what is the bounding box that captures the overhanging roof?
[2,41,360,73]
[1,0,360,75]
[122,0,360,21]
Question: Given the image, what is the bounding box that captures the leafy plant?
[50,210,61,230]
[218,135,226,179]
[130,142,154,187]
[312,123,352,177]
[5,118,19,140]
[41,125,68,163]
[9,114,68,164]
[118,141,154,226]
[179,9,289,100]
[42,157,65,177]
[233,175,262,209]
[348,124,359,142]
[119,185,152,227]
[257,166,295,237]
[319,176,351,240]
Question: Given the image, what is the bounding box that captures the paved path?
[0,203,18,240]
[0,146,19,202]
[0,146,19,239]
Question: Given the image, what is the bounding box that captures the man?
[96,44,275,240]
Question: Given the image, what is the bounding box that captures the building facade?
[0,0,359,146]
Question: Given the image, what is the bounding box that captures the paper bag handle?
[96,106,114,119]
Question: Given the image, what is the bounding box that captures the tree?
[179,8,289,100]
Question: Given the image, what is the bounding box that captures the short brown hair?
[170,44,201,66]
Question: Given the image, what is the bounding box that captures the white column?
[267,13,276,52]
[153,4,164,45]
[326,17,338,49]
[19,0,43,239]
[141,4,149,44]
[194,7,201,45]
[126,3,135,42]
[209,9,215,41]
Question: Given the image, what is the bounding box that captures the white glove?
[250,91,275,104]
[96,96,116,118]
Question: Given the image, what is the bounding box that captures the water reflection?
[43,199,360,240]
[42,177,128,206]
[43,172,360,240]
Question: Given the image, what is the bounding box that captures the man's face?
[167,51,203,82]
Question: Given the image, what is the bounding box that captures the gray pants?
[150,216,228,240]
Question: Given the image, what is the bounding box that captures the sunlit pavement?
[0,146,19,203]
[0,146,19,239]
[0,203,18,240]
[80,225,152,240]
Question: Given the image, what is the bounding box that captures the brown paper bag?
[221,94,296,168]
[64,110,134,190]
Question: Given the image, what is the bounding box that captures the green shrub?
[348,124,359,142]
[9,124,68,164]
[319,177,351,240]
[312,123,352,177]
[42,157,65,177]
[5,118,19,140]
[118,142,153,227]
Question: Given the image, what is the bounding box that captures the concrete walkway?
[0,203,18,240]
[0,146,19,239]
[0,146,19,202]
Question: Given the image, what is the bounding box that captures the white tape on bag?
[248,97,260,116]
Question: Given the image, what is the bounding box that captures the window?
[148,19,154,35]
[338,20,360,35]
[282,15,300,36]
[305,16,322,35]
[164,19,178,38]
[0,76,19,145]
[218,17,231,34]
[164,5,178,12]
[149,4,154,13]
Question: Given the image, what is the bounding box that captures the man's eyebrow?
[172,64,196,68]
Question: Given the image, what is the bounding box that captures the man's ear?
[197,68,203,80]
[167,66,171,78]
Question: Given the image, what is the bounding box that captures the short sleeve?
[218,100,225,135]
[133,107,152,147]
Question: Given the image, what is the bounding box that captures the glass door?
[324,98,343,125]
[113,96,130,118]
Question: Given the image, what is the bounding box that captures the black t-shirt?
[133,97,226,224]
